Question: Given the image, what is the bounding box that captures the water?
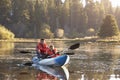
[0,41,120,80]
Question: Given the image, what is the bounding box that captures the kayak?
[20,43,80,66]
[35,65,69,80]
[32,54,70,66]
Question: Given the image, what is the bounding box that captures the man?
[36,39,48,58]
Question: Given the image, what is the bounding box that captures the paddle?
[20,50,31,53]
[19,43,80,55]
[68,43,80,50]
[60,43,80,54]
[20,43,80,55]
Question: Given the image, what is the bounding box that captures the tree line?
[0,0,120,39]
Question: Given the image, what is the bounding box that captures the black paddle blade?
[20,50,31,53]
[23,62,33,66]
[65,52,75,55]
[69,43,80,50]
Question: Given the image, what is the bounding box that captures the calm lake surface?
[0,41,120,80]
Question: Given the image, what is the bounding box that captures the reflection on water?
[69,43,120,80]
[0,42,14,55]
[35,65,69,80]
[0,42,120,80]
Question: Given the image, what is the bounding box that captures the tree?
[47,0,57,32]
[39,23,54,39]
[114,7,120,29]
[98,14,120,38]
[11,0,30,23]
[66,0,86,38]
[10,0,30,38]
[0,0,11,25]
[101,0,113,14]
[85,0,101,30]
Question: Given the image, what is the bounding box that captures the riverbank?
[0,36,120,43]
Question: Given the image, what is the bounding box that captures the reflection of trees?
[0,42,14,55]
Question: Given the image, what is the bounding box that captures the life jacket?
[47,48,59,57]
[36,43,48,53]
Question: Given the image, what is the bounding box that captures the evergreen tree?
[85,0,100,30]
[114,7,120,29]
[68,0,86,37]
[101,0,113,14]
[98,14,120,38]
[62,0,70,35]
[0,0,11,25]
[11,0,29,23]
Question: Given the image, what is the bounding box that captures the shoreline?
[0,37,120,43]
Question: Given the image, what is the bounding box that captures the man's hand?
[56,52,60,54]
[37,50,41,53]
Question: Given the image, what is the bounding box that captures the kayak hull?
[32,54,70,66]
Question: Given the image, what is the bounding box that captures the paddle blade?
[23,62,33,66]
[64,52,75,55]
[20,50,31,53]
[69,43,80,50]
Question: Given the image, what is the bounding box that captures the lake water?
[0,41,120,80]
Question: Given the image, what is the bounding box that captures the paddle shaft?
[20,43,80,55]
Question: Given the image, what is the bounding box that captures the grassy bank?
[0,37,120,43]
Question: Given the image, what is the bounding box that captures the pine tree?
[0,0,11,25]
[98,14,120,38]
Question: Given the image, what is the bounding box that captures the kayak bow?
[32,54,70,66]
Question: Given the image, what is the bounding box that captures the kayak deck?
[32,54,70,66]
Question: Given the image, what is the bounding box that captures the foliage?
[98,14,120,38]
[39,23,54,39]
[0,25,15,40]
[85,1,105,30]
[0,0,120,38]
[0,0,11,25]
[115,7,120,29]
[86,28,95,36]
[68,31,84,38]
[55,28,64,38]
[11,0,30,23]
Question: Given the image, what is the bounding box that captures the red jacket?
[36,43,48,53]
[36,72,57,80]
[47,48,59,57]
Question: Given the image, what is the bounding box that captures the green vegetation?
[55,28,64,38]
[98,14,120,38]
[0,25,14,40]
[0,0,120,39]
[39,23,54,39]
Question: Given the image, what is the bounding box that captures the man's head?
[40,38,45,43]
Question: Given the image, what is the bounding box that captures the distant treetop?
[98,14,120,38]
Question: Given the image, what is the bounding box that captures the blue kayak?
[32,54,70,66]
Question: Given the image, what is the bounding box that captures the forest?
[0,0,120,39]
